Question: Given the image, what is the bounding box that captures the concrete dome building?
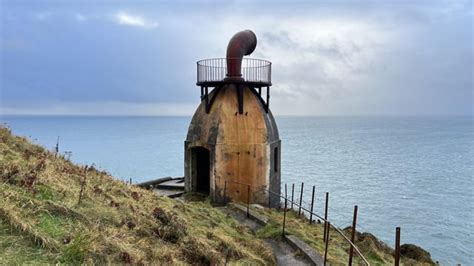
[184,30,281,207]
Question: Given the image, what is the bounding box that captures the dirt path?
[219,207,311,266]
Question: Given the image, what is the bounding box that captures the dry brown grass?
[1,125,434,265]
[253,206,435,266]
[0,126,275,265]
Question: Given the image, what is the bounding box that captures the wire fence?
[222,179,380,266]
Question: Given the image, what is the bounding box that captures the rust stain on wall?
[185,84,280,207]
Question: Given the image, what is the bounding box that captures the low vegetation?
[0,125,435,265]
[253,207,435,265]
[0,126,275,264]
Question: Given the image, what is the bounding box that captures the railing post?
[324,192,329,242]
[268,189,271,208]
[298,182,304,217]
[349,205,358,265]
[324,222,331,266]
[223,180,227,205]
[291,183,294,210]
[282,197,288,237]
[285,183,288,200]
[247,185,250,218]
[309,185,315,224]
[395,227,401,266]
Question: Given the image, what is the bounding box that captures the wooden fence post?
[395,227,401,266]
[324,222,331,265]
[282,197,288,236]
[324,192,329,242]
[348,205,358,265]
[298,182,304,216]
[309,185,315,224]
[291,183,295,209]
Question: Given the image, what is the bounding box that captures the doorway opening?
[191,147,210,194]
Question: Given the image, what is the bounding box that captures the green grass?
[0,125,434,265]
[36,184,56,201]
[253,207,434,266]
[59,233,91,264]
[0,220,55,264]
[0,126,275,265]
[255,222,283,239]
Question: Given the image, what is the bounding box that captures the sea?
[1,115,472,265]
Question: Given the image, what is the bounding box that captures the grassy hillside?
[254,208,435,265]
[0,125,435,265]
[0,126,274,264]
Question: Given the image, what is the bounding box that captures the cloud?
[114,12,159,29]
[1,1,471,116]
[75,13,86,22]
[33,12,51,21]
[242,17,394,107]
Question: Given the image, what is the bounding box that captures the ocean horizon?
[1,115,472,264]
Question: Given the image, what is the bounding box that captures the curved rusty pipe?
[226,30,257,80]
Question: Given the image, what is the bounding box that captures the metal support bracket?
[265,86,270,112]
[205,87,209,112]
[204,86,222,114]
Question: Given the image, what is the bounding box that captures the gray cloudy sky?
[1,0,472,116]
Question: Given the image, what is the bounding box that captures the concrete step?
[229,202,326,266]
[152,188,184,198]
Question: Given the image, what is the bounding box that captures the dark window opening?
[274,147,279,172]
[192,147,210,194]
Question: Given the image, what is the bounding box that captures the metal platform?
[152,188,184,198]
[156,178,184,190]
[137,177,184,198]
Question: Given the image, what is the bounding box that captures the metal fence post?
[309,185,315,224]
[324,222,331,265]
[247,185,250,218]
[298,182,304,216]
[395,227,401,266]
[291,183,295,210]
[268,189,271,208]
[324,192,329,242]
[223,180,227,204]
[282,197,288,236]
[349,205,358,265]
[323,192,329,242]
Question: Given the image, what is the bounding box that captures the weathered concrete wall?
[185,84,281,207]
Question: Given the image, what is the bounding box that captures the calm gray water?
[1,115,472,264]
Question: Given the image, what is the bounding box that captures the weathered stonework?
[185,84,281,207]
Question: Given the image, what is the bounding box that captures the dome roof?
[186,84,279,146]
